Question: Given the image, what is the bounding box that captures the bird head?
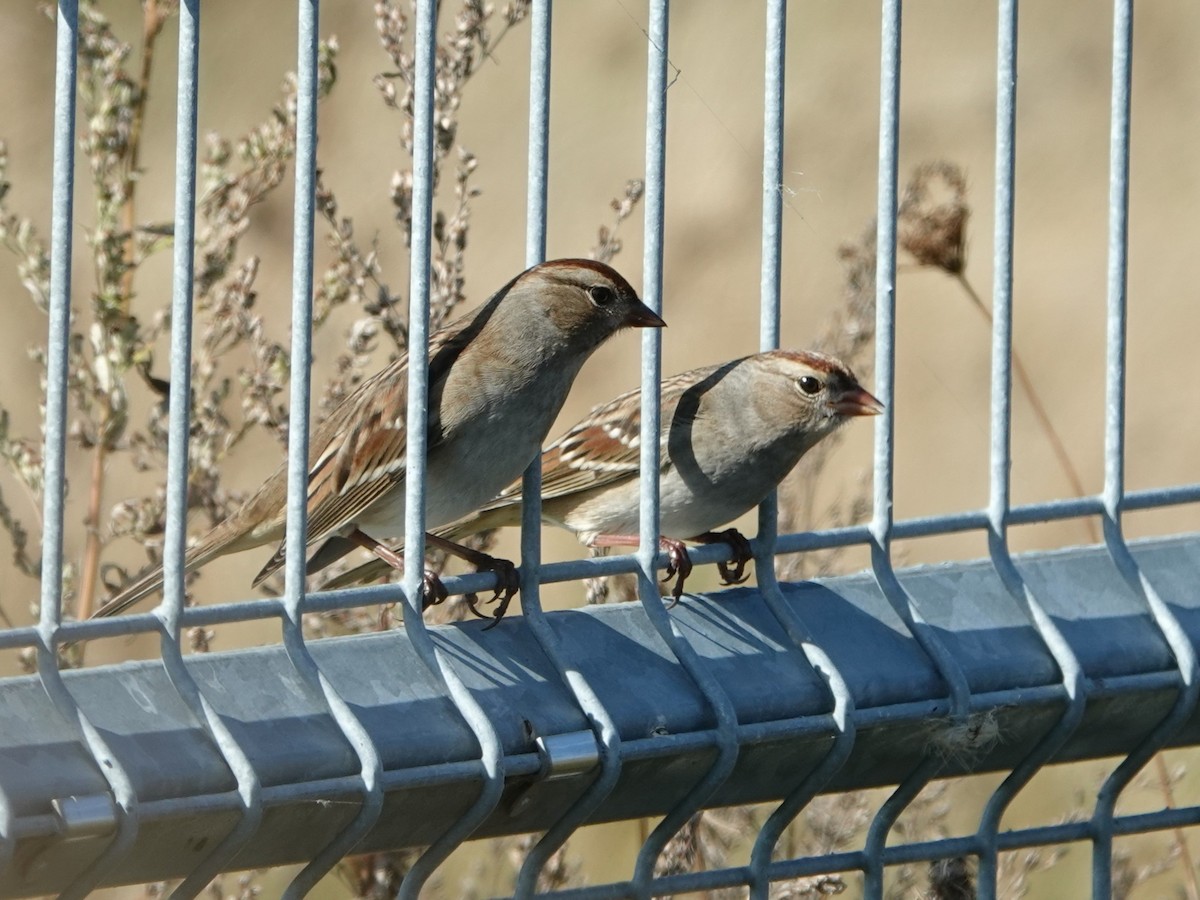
[756,349,883,441]
[520,259,665,350]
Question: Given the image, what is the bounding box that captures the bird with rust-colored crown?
[327,349,882,601]
[95,259,664,623]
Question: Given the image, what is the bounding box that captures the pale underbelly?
[354,433,544,539]
[560,472,761,543]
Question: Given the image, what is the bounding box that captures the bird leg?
[423,532,521,628]
[658,537,693,607]
[590,534,694,607]
[347,529,448,610]
[692,528,754,586]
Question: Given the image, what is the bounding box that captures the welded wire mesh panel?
[0,1,1198,899]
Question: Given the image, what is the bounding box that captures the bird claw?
[658,537,693,609]
[463,555,520,630]
[420,570,450,609]
[708,528,753,586]
[718,560,751,585]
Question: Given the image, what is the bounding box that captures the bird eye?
[588,285,616,307]
[798,375,822,395]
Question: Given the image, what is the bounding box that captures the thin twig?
[76,1,171,628]
[119,0,170,304]
[1152,752,1200,900]
[74,442,107,623]
[954,273,1098,542]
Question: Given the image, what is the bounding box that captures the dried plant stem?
[74,442,108,623]
[75,2,171,628]
[120,1,168,294]
[1152,753,1200,900]
[953,273,1098,543]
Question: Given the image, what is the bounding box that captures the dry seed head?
[898,160,970,275]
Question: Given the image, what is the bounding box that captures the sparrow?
[325,349,882,602]
[94,258,665,622]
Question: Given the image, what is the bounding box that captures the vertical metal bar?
[396,2,506,894]
[33,4,141,896]
[974,5,1087,896]
[279,2,384,895]
[757,0,785,357]
[0,796,11,877]
[636,0,668,595]
[37,2,78,641]
[401,0,435,599]
[519,0,549,680]
[1093,7,1136,891]
[862,3,971,896]
[514,3,626,893]
[396,0,457,882]
[1091,5,1136,894]
[523,0,551,269]
[158,0,201,645]
[869,0,902,569]
[151,5,265,894]
[748,3,857,895]
[39,2,196,895]
[868,0,926,666]
[986,0,1018,545]
[1092,1,1199,895]
[755,0,785,556]
[281,0,319,630]
[631,0,684,881]
[1101,0,1131,524]
[865,2,965,701]
[629,3,739,895]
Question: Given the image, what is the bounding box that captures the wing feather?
[254,293,508,582]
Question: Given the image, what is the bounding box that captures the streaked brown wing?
[303,313,483,533]
[252,309,487,584]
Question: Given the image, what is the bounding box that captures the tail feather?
[91,516,267,619]
[248,534,360,590]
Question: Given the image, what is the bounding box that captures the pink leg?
[348,529,448,609]
[424,532,520,629]
[591,533,694,607]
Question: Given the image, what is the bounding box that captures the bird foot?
[421,570,450,609]
[694,528,754,586]
[350,528,450,614]
[659,537,694,608]
[462,554,521,630]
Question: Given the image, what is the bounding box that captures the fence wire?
[1,1,1199,899]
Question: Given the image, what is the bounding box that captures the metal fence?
[2,1,1199,898]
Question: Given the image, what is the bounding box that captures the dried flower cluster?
[897,160,969,276]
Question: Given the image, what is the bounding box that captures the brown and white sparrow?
[94,259,665,620]
[326,349,882,601]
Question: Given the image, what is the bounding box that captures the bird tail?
[91,521,255,619]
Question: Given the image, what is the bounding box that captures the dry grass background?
[0,1,1197,897]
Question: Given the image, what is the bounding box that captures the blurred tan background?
[0,1,1197,897]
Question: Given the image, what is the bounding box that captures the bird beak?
[833,386,885,417]
[624,300,667,328]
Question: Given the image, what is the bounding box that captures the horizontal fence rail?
[2,535,1200,896]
